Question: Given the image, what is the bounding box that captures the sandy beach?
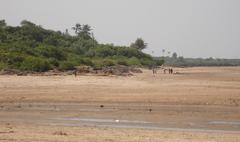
[0,67,240,142]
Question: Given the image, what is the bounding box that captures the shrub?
[48,58,59,67]
[154,59,164,66]
[92,59,116,68]
[35,45,66,60]
[102,59,115,66]
[117,59,128,66]
[2,53,25,64]
[59,61,76,70]
[140,58,154,66]
[0,62,7,70]
[95,46,116,57]
[20,57,51,72]
[81,58,94,66]
[127,57,141,66]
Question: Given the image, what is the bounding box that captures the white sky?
[0,0,240,58]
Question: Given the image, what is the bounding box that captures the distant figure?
[74,70,77,77]
[152,65,157,74]
[163,68,167,74]
[169,68,173,74]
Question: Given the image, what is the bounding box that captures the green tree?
[82,24,92,36]
[72,23,82,35]
[130,38,147,50]
[21,20,36,27]
[172,52,177,59]
[0,20,6,28]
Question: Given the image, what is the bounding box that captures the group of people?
[152,66,174,75]
[164,68,173,74]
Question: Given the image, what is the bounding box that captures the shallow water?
[209,121,240,125]
[50,117,240,133]
[1,103,240,134]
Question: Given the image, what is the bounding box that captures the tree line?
[156,52,240,67]
[0,20,163,72]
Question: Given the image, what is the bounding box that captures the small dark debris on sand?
[0,131,14,134]
[53,131,68,136]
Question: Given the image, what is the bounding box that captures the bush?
[117,59,128,66]
[48,58,59,67]
[95,46,116,57]
[92,59,116,68]
[0,62,7,70]
[80,58,94,66]
[102,59,115,66]
[67,55,94,67]
[59,61,76,70]
[154,59,164,66]
[20,57,51,72]
[116,47,149,59]
[35,45,66,60]
[127,57,141,66]
[140,58,155,66]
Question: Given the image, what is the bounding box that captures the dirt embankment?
[0,65,143,76]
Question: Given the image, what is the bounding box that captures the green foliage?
[172,52,177,59]
[48,58,59,67]
[0,20,7,28]
[140,58,155,66]
[0,62,7,70]
[20,57,51,72]
[127,57,141,66]
[154,59,165,66]
[59,61,76,71]
[95,46,116,57]
[130,38,147,50]
[0,20,156,72]
[159,56,240,67]
[72,23,92,40]
[102,59,116,66]
[35,45,66,60]
[116,59,128,66]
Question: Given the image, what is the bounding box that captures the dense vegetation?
[158,53,240,67]
[0,20,163,72]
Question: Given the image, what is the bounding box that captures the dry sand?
[0,67,240,141]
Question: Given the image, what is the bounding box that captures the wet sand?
[0,67,240,141]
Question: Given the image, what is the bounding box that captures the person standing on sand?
[152,65,157,74]
[74,70,77,77]
[170,68,173,74]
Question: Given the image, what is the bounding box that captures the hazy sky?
[1,0,240,58]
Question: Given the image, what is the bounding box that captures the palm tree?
[72,23,82,35]
[162,49,165,57]
[82,24,92,36]
[168,51,171,57]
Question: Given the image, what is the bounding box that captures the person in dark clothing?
[74,70,77,77]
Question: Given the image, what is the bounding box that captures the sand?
[0,67,240,141]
